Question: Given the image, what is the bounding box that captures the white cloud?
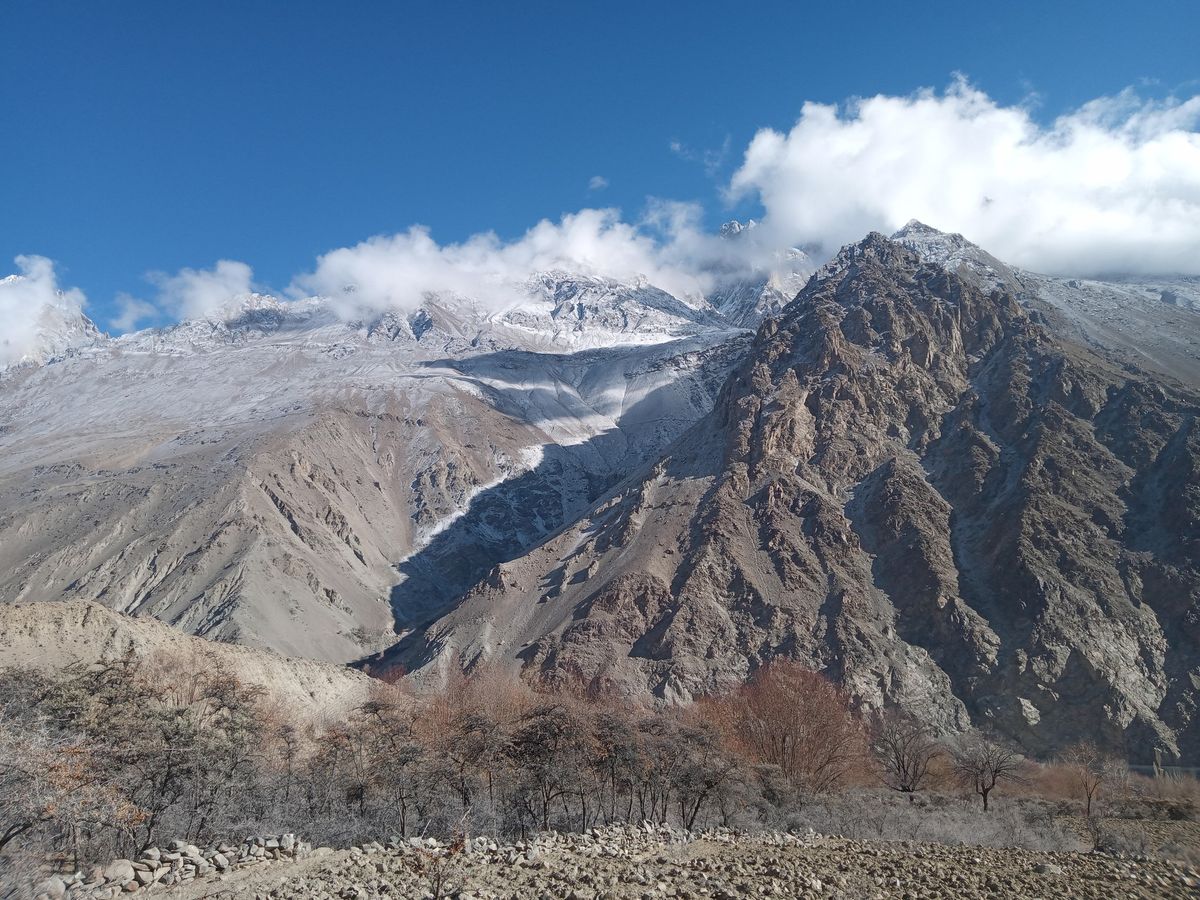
[588,175,609,191]
[145,259,257,320]
[17,81,1200,340]
[110,293,160,331]
[290,207,750,317]
[0,255,88,367]
[728,80,1200,275]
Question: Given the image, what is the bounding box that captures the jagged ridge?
[389,232,1200,764]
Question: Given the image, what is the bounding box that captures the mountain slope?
[389,233,1200,763]
[892,219,1200,387]
[0,276,748,662]
[0,600,373,713]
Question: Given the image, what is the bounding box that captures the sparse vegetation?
[951,734,1027,811]
[870,709,942,794]
[2,655,1199,894]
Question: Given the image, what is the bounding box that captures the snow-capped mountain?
[708,220,817,327]
[892,220,1200,384]
[380,228,1200,764]
[6,223,1199,760]
[0,269,752,662]
[0,273,105,370]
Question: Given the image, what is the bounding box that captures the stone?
[34,877,66,899]
[104,860,136,884]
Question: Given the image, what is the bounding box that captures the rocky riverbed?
[134,824,1199,900]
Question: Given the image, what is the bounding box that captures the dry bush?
[789,790,1081,851]
[703,661,867,795]
[1021,759,1079,805]
[1128,770,1200,821]
[951,735,1027,812]
[869,710,943,793]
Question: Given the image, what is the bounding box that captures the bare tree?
[705,661,866,795]
[952,735,1025,811]
[1061,741,1118,819]
[870,710,941,793]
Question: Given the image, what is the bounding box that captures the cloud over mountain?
[729,80,1200,275]
[147,260,258,320]
[288,206,755,317]
[21,81,1199,335]
[0,256,88,367]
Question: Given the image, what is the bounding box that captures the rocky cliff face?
[392,233,1200,764]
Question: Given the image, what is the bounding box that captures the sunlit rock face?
[390,231,1200,765]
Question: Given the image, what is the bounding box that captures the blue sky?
[3,0,1199,330]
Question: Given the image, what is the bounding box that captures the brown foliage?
[703,661,867,794]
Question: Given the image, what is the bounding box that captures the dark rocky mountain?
[388,232,1200,764]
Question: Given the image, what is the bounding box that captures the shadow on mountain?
[354,347,743,674]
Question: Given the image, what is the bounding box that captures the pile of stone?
[33,834,309,899]
[211,822,1200,900]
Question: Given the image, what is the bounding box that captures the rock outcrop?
[392,233,1200,763]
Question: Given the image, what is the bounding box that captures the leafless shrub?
[1060,740,1120,818]
[870,710,942,793]
[951,735,1027,811]
[406,829,466,900]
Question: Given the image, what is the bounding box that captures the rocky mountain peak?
[719,219,759,239]
[0,276,105,371]
[389,230,1200,765]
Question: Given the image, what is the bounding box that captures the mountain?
[892,219,1200,385]
[0,273,104,370]
[7,228,1200,764]
[385,231,1200,764]
[709,220,817,327]
[0,274,750,663]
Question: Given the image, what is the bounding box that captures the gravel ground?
[158,824,1200,900]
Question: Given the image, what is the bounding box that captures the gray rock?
[103,860,135,884]
[34,876,66,899]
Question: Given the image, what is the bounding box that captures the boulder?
[34,876,66,899]
[103,860,136,883]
